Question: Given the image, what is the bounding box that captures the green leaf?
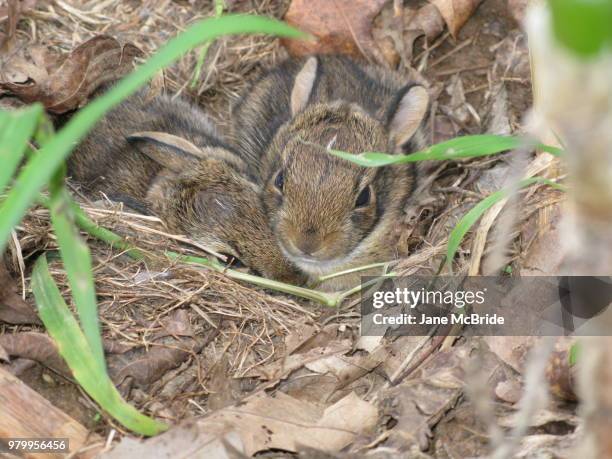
[31,254,167,436]
[0,14,305,253]
[48,174,105,371]
[329,135,563,167]
[549,0,612,57]
[446,177,566,268]
[0,104,44,193]
[569,341,580,366]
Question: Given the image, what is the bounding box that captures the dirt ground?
[0,0,575,457]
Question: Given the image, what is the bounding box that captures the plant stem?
[317,262,392,282]
[336,274,397,305]
[38,196,343,307]
[167,252,340,306]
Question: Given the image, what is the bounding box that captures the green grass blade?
[0,14,305,253]
[31,255,167,435]
[0,104,44,192]
[48,177,105,371]
[330,134,563,167]
[446,177,566,268]
[569,341,580,366]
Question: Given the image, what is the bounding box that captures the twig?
[430,38,473,68]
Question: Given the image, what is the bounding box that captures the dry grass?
[1,0,566,435]
[9,0,290,122]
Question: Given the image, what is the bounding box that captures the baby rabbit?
[231,56,429,289]
[68,90,303,284]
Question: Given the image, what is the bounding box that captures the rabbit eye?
[355,186,371,208]
[274,170,284,192]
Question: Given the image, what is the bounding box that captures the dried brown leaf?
[379,345,468,451]
[282,0,387,60]
[107,338,199,389]
[0,35,143,113]
[494,378,522,404]
[250,339,352,381]
[107,311,203,390]
[106,391,377,457]
[0,258,40,325]
[101,422,245,459]
[429,0,484,37]
[485,335,577,401]
[546,347,576,401]
[373,3,446,65]
[483,336,535,373]
[0,332,70,376]
[520,204,566,276]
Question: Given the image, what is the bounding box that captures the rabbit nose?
[296,233,320,256]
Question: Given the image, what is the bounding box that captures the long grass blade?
[0,14,305,253]
[446,177,566,268]
[31,255,167,436]
[48,175,105,370]
[0,104,44,193]
[330,134,563,167]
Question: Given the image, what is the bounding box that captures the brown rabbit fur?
[231,55,429,289]
[68,90,303,283]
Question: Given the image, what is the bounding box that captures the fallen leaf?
[152,309,194,339]
[512,432,580,458]
[483,336,535,373]
[380,335,432,380]
[0,258,40,325]
[494,378,522,404]
[108,340,198,390]
[546,347,577,401]
[429,0,484,37]
[0,35,143,113]
[485,335,577,401]
[446,74,471,125]
[107,311,206,391]
[106,391,378,457]
[101,421,246,459]
[249,338,352,381]
[207,354,243,411]
[355,335,383,353]
[282,0,387,60]
[484,84,511,136]
[519,202,566,277]
[246,324,351,381]
[379,345,468,452]
[434,400,491,458]
[0,332,70,376]
[284,324,320,354]
[498,407,579,431]
[305,348,384,392]
[372,3,446,65]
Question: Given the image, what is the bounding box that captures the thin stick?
[317,262,391,282]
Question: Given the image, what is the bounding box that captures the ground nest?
[0,0,572,455]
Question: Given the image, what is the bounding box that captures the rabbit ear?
[291,57,318,116]
[127,131,204,172]
[387,85,429,152]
